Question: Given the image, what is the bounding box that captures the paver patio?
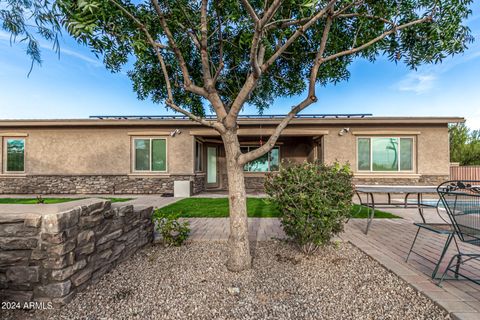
[344,219,480,320]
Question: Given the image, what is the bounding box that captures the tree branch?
[321,16,431,64]
[224,0,336,129]
[261,0,337,72]
[240,0,259,22]
[239,12,334,164]
[150,0,206,97]
[200,0,213,87]
[151,0,228,121]
[213,8,224,84]
[308,13,333,97]
[239,98,314,165]
[165,100,225,132]
[336,13,395,27]
[107,0,224,130]
[333,0,364,16]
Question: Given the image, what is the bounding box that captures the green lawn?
[0,198,80,204]
[0,197,133,204]
[157,197,401,219]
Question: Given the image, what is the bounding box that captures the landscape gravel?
[3,241,449,320]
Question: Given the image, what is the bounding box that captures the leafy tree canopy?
[1,0,62,74]
[450,123,480,165]
[1,0,474,117]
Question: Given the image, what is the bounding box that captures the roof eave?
[0,116,465,127]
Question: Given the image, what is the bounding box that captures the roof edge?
[0,116,465,127]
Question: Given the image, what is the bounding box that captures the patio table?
[355,185,438,234]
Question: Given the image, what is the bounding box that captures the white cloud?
[0,30,101,67]
[466,110,480,130]
[396,73,437,94]
[43,45,102,67]
[394,41,480,95]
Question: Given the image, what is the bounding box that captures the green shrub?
[265,161,354,254]
[153,210,190,247]
[36,195,45,204]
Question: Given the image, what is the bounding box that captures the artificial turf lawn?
[157,197,401,219]
[0,197,133,204]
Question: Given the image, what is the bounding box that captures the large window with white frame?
[133,137,167,172]
[3,138,25,173]
[357,137,414,172]
[240,146,280,172]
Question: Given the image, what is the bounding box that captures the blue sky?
[0,11,479,129]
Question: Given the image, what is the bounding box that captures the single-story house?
[0,114,463,194]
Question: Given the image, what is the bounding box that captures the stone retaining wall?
[0,175,205,195]
[0,199,154,305]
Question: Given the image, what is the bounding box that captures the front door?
[206,146,219,188]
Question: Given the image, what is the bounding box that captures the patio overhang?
[189,128,329,136]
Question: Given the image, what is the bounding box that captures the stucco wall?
[322,124,450,179]
[2,127,195,175]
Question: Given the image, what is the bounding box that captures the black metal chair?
[437,180,480,286]
[406,198,460,279]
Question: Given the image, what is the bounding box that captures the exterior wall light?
[338,128,350,136]
[170,129,181,137]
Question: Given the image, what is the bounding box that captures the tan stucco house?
[0,114,463,194]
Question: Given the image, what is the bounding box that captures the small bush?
[153,210,190,247]
[36,195,45,204]
[265,161,354,255]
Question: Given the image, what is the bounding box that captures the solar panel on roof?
[89,113,372,120]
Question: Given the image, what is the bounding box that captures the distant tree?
[449,123,480,165]
[2,0,474,271]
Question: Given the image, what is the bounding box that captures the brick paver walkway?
[186,218,285,241]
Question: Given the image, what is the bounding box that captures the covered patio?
[193,132,324,191]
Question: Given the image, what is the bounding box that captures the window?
[357,137,414,172]
[4,138,25,173]
[241,146,280,172]
[133,138,167,172]
[195,140,204,172]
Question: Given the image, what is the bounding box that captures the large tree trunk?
[222,130,252,272]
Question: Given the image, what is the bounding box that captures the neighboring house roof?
[0,114,465,127]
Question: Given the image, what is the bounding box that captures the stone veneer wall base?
[243,174,450,191]
[0,175,206,195]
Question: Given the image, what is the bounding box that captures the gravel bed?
[4,241,448,320]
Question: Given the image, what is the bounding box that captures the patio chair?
[437,180,480,286]
[405,197,460,279]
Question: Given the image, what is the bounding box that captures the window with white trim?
[3,138,25,173]
[357,137,413,172]
[133,138,167,172]
[241,146,280,172]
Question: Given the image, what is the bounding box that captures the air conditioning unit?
[174,181,192,198]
